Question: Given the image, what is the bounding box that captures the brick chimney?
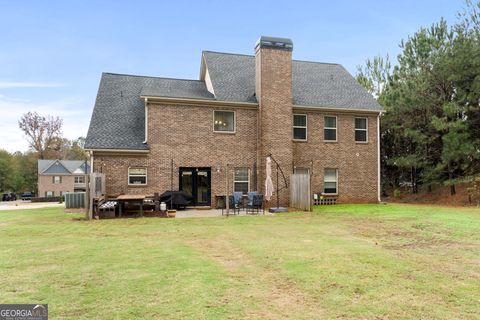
[255,36,293,207]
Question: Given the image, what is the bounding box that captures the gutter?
[140,95,259,109]
[85,148,150,154]
[140,96,384,115]
[293,105,383,114]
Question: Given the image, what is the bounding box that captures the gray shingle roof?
[85,73,215,150]
[141,78,214,100]
[38,160,89,175]
[86,52,381,150]
[85,73,149,150]
[202,52,257,103]
[202,51,382,110]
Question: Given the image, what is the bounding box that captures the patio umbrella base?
[268,207,288,213]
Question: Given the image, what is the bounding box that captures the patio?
[175,208,270,219]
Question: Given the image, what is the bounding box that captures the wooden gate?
[86,172,106,219]
[290,173,311,211]
[90,172,106,199]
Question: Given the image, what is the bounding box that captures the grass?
[0,204,479,319]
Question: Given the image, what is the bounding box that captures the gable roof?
[85,50,382,150]
[84,73,216,150]
[201,52,257,103]
[38,160,89,175]
[202,51,382,110]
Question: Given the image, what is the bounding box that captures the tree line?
[356,0,480,196]
[0,111,87,194]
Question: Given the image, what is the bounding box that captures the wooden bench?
[94,195,117,219]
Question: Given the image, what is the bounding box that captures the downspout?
[143,97,148,144]
[377,113,382,203]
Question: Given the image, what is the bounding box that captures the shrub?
[393,189,401,198]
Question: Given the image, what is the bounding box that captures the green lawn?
[0,204,479,319]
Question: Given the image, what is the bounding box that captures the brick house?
[85,36,383,206]
[37,160,89,197]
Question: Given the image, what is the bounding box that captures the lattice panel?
[313,197,337,205]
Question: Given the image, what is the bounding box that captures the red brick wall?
[93,107,379,205]
[293,112,379,203]
[256,47,293,206]
[94,104,258,204]
[38,175,75,197]
[92,49,379,206]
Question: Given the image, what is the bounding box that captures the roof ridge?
[41,159,72,174]
[202,51,341,66]
[202,50,254,58]
[103,72,205,83]
[292,59,341,66]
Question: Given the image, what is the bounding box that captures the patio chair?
[247,194,264,215]
[222,195,241,215]
[233,192,244,210]
[247,191,258,208]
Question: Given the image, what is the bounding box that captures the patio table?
[116,194,146,217]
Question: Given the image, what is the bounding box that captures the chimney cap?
[255,36,293,52]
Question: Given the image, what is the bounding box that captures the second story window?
[324,116,337,141]
[293,114,307,141]
[74,176,85,184]
[355,117,368,142]
[53,176,62,184]
[213,110,235,133]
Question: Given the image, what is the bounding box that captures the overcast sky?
[0,0,465,152]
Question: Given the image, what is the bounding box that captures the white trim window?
[233,167,249,194]
[293,114,307,141]
[355,117,368,142]
[128,167,147,185]
[46,191,54,197]
[324,116,337,141]
[74,176,85,184]
[53,176,62,184]
[213,110,235,133]
[324,168,338,194]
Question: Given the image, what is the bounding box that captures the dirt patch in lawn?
[341,218,463,250]
[64,208,85,214]
[186,238,322,319]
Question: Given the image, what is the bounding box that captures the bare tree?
[18,111,63,159]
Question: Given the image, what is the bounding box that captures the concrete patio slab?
[175,208,268,218]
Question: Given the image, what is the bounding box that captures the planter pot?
[167,209,176,218]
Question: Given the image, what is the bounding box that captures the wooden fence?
[290,173,311,211]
